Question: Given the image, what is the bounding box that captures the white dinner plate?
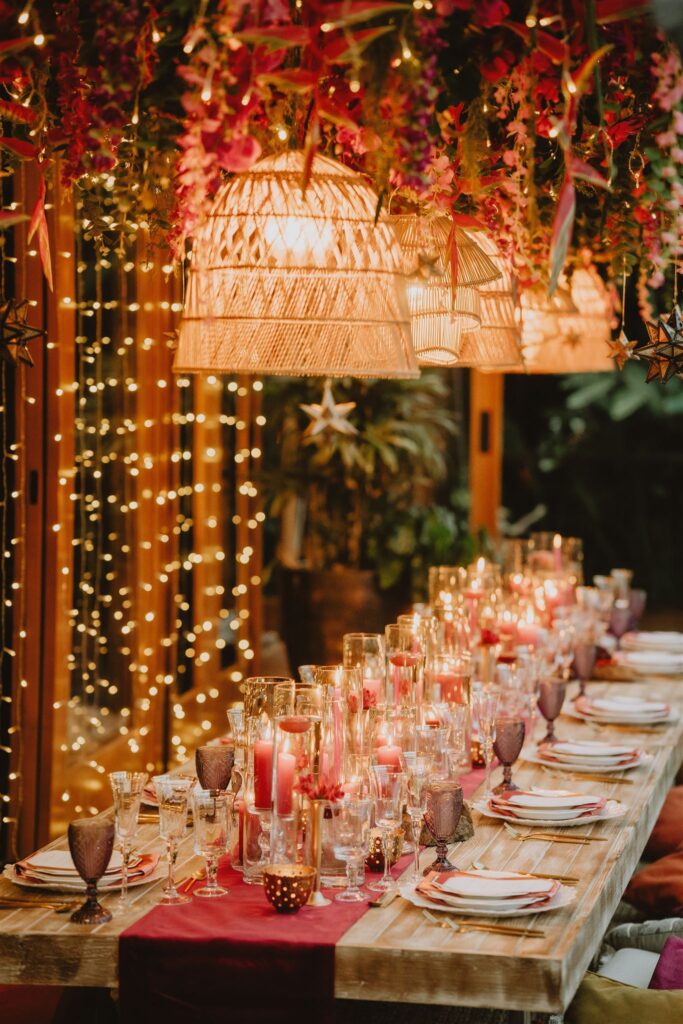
[614,651,683,676]
[622,632,683,654]
[473,798,626,828]
[400,880,576,918]
[565,705,677,727]
[489,803,602,821]
[526,748,649,773]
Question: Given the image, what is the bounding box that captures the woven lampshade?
[175,151,418,378]
[392,215,498,366]
[519,264,613,374]
[457,231,524,371]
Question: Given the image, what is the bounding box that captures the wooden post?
[468,370,504,538]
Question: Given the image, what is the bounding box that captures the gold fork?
[176,869,204,893]
[421,909,544,939]
[503,823,591,845]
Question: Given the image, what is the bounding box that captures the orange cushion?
[626,848,683,918]
[645,786,683,860]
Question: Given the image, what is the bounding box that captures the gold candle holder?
[263,865,316,913]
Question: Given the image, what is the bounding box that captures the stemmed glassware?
[332,797,373,902]
[68,817,115,924]
[226,706,247,772]
[471,687,499,798]
[109,771,147,910]
[424,780,463,873]
[538,679,566,744]
[196,745,235,795]
[574,640,597,697]
[492,715,525,793]
[193,790,230,899]
[406,759,430,882]
[154,775,193,905]
[369,764,404,893]
[610,599,631,647]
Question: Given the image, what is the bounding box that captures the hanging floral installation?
[1,0,683,379]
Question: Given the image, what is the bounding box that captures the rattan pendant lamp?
[391,214,500,366]
[519,260,613,373]
[457,231,524,371]
[174,150,418,378]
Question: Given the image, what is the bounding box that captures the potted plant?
[260,372,474,667]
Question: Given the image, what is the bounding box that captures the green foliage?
[261,372,473,597]
[503,366,683,609]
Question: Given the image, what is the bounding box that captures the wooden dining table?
[1,678,682,1017]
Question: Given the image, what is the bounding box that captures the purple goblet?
[492,717,525,793]
[68,818,115,924]
[537,680,566,745]
[609,602,631,646]
[573,643,597,697]
[424,781,463,873]
[628,589,647,630]
[196,745,235,794]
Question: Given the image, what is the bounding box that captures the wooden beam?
[468,370,503,538]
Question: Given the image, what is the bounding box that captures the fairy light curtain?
[7,208,267,838]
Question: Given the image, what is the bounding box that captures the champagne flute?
[424,781,463,873]
[406,760,430,883]
[153,775,193,906]
[68,818,115,924]
[109,771,147,910]
[369,764,404,893]
[538,679,566,745]
[492,717,525,793]
[471,687,499,798]
[333,797,373,902]
[193,790,230,899]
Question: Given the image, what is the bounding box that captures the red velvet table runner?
[119,768,486,1024]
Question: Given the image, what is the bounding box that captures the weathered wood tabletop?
[1,678,682,1014]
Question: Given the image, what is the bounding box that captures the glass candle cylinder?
[270,686,322,865]
[385,624,424,708]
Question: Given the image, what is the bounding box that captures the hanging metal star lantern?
[0,297,45,368]
[300,380,358,439]
[639,305,683,383]
[607,329,639,371]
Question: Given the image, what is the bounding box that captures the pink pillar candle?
[376,744,402,769]
[253,738,274,810]
[275,750,296,816]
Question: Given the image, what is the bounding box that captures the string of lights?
[46,208,265,824]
